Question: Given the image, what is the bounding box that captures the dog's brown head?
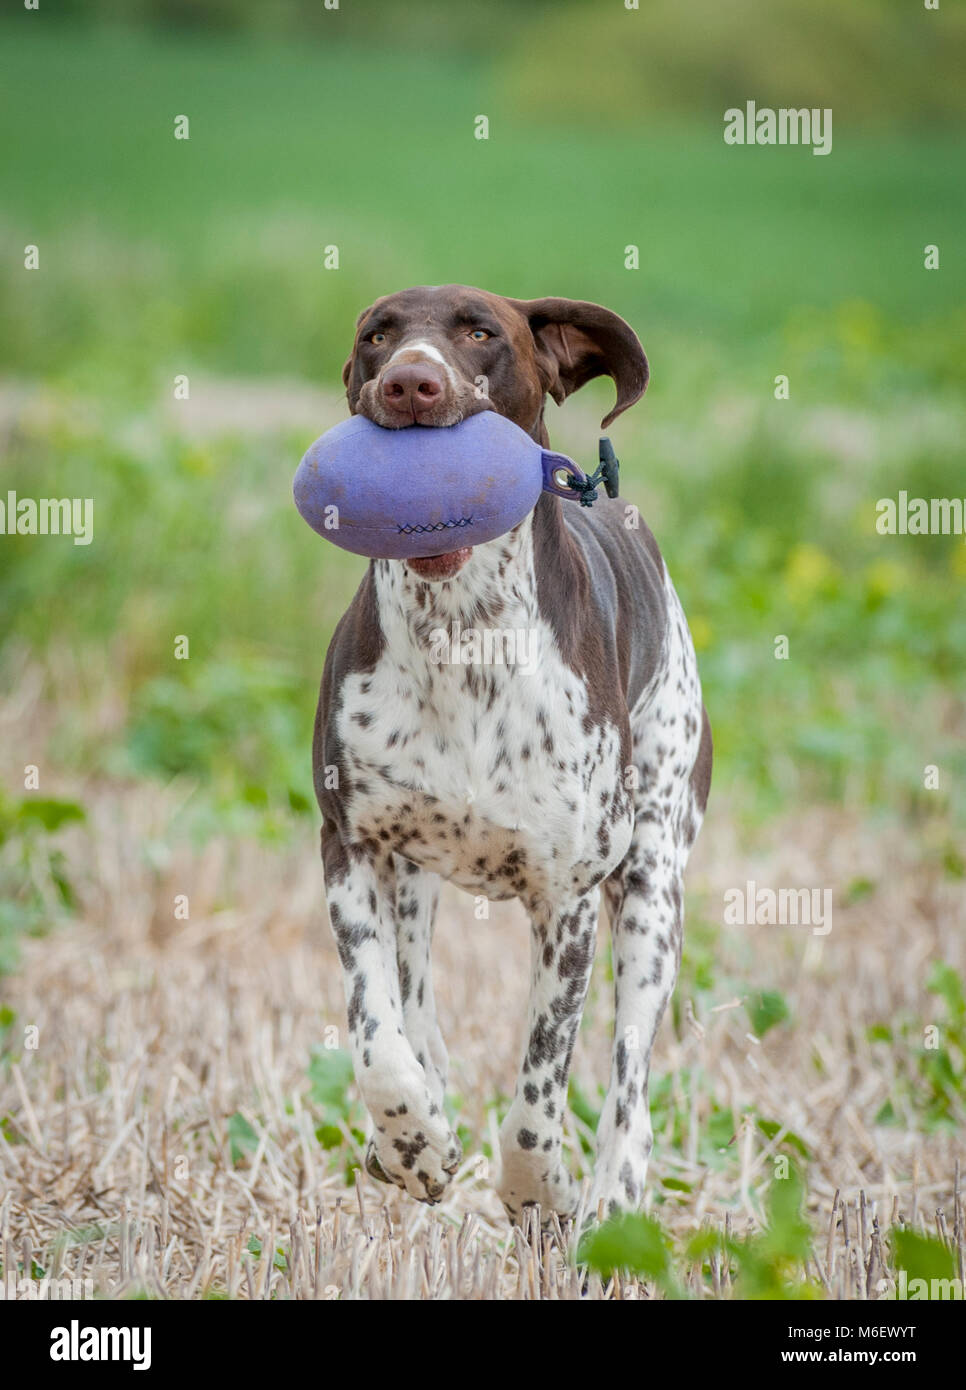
[342,285,648,442]
[341,285,648,580]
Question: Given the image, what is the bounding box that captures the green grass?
[0,21,963,923]
[1,24,964,390]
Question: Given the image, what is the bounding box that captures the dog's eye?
[369,332,387,345]
[469,329,490,341]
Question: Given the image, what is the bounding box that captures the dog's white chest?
[336,597,631,901]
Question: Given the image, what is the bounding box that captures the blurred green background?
[1,1,964,957]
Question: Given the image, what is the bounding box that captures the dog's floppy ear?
[510,296,649,428]
[342,304,375,393]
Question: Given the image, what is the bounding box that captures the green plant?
[746,990,791,1038]
[580,1212,684,1298]
[887,1228,961,1299]
[870,963,966,1131]
[580,1165,820,1299]
[306,1046,362,1180]
[688,1166,821,1300]
[227,1112,259,1166]
[0,794,86,974]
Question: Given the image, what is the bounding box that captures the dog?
[313,286,712,1222]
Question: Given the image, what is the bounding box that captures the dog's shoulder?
[313,565,382,819]
[538,495,671,713]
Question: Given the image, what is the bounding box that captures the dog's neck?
[372,493,579,649]
[374,515,537,641]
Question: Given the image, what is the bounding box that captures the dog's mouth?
[358,388,490,580]
[406,548,473,581]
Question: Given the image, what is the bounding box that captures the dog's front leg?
[393,854,448,1110]
[497,888,600,1223]
[323,831,462,1203]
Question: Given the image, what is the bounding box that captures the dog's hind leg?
[590,821,689,1217]
[590,594,711,1218]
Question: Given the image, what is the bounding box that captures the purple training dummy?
[293,411,617,561]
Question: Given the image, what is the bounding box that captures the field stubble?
[0,762,962,1299]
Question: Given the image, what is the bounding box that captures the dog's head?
[342,285,648,441]
[341,285,648,579]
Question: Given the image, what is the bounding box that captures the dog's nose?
[380,362,445,418]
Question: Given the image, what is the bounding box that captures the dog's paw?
[587,1129,651,1223]
[364,1139,394,1185]
[366,1100,462,1204]
[498,1156,579,1225]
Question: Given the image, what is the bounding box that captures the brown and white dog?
[313,285,711,1222]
